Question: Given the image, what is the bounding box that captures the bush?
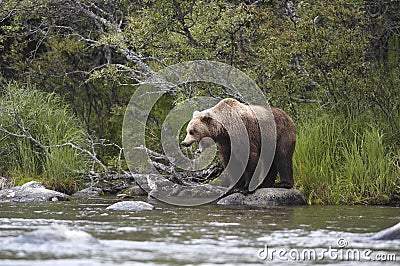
[0,82,89,193]
[294,112,400,205]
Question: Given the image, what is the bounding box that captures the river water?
[0,197,398,265]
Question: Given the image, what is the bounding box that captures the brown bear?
[181,98,296,193]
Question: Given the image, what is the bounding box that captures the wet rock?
[99,172,137,194]
[138,174,226,203]
[106,200,155,211]
[22,181,44,188]
[72,187,103,198]
[117,184,148,198]
[0,176,12,190]
[14,224,98,244]
[217,188,307,207]
[372,222,400,240]
[167,183,225,198]
[0,181,70,203]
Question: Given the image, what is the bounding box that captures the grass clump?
[0,82,89,194]
[294,113,399,205]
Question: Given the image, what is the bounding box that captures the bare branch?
[135,145,175,163]
[73,0,112,30]
[52,142,108,171]
[0,112,108,171]
[0,114,47,155]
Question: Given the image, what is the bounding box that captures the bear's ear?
[193,111,200,118]
[200,116,212,123]
[200,111,213,123]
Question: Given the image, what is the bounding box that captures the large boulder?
[217,188,307,207]
[106,200,155,211]
[372,222,400,240]
[0,181,70,203]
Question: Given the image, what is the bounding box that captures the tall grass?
[294,113,399,205]
[0,82,89,193]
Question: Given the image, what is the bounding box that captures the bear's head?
[181,110,215,153]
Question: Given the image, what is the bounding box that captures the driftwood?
[137,145,223,185]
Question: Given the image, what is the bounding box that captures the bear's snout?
[180,141,191,147]
[181,135,196,147]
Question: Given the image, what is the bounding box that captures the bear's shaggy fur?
[181,98,296,192]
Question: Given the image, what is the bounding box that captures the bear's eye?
[189,130,195,135]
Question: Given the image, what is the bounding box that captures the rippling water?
[0,197,398,265]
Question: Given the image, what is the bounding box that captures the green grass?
[0,82,89,194]
[294,113,400,205]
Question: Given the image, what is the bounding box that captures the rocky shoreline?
[0,173,308,208]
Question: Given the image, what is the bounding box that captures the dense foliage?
[0,0,399,203]
[0,83,88,193]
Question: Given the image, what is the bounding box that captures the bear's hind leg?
[274,156,294,188]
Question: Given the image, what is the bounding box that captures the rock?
[0,176,12,190]
[117,184,148,198]
[106,200,154,211]
[174,183,226,199]
[217,188,307,207]
[135,174,226,204]
[14,224,98,244]
[99,172,137,194]
[150,182,225,198]
[72,187,103,198]
[0,181,70,203]
[372,222,400,240]
[21,181,44,189]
